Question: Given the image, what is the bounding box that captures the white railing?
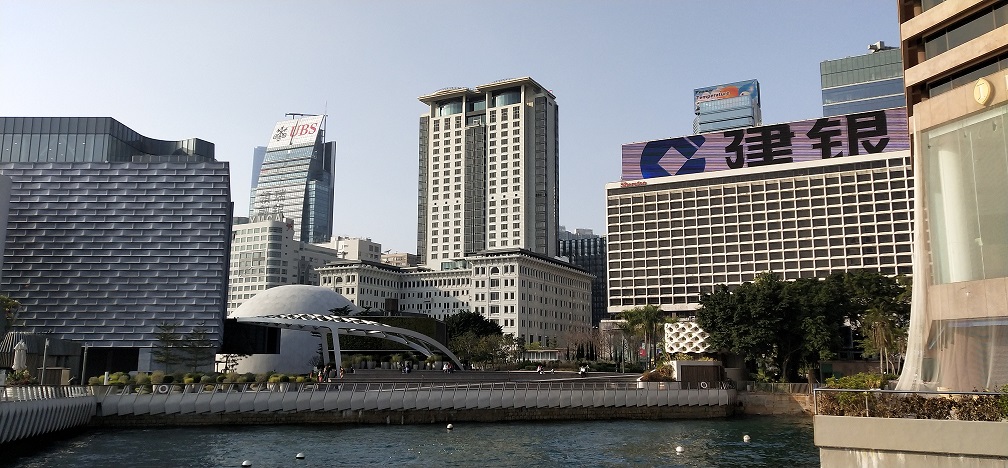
[1,385,92,402]
[0,386,95,444]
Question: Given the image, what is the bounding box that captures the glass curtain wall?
[900,102,1008,391]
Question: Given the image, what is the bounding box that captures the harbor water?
[10,416,817,467]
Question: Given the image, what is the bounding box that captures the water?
[11,417,817,467]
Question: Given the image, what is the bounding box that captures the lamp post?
[41,338,49,385]
[80,342,89,385]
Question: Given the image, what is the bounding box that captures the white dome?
[224,285,357,375]
[230,285,356,318]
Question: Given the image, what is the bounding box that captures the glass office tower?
[0,117,214,162]
[249,115,335,244]
[821,44,905,117]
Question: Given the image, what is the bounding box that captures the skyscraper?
[417,77,559,269]
[821,42,905,117]
[249,115,335,244]
[558,227,608,326]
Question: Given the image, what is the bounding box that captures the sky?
[0,1,901,253]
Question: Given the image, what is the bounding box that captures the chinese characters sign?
[621,107,909,181]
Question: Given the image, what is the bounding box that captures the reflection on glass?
[925,104,1008,283]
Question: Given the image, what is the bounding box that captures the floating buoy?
[743,434,751,443]
[295,453,305,459]
[241,461,252,467]
[675,446,684,454]
[447,423,454,431]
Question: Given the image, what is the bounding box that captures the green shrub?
[255,373,268,383]
[640,366,676,382]
[200,375,213,384]
[150,371,166,385]
[88,376,103,386]
[162,374,174,384]
[824,372,889,390]
[999,384,1008,419]
[134,373,151,386]
[215,374,227,383]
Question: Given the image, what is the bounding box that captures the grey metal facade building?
[0,162,231,373]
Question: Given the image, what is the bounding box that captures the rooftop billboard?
[694,80,760,112]
[621,107,909,181]
[266,115,325,151]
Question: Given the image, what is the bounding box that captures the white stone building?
[318,248,593,348]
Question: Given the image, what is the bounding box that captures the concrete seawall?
[91,405,731,427]
[738,392,814,415]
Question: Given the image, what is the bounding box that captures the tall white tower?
[417,77,559,269]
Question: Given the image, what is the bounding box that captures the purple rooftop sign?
[621,107,909,181]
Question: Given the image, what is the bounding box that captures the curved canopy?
[235,313,463,369]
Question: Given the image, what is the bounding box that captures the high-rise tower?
[820,42,905,117]
[249,115,335,244]
[417,77,559,269]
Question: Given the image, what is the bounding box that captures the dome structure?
[230,284,356,319]
[224,285,358,375]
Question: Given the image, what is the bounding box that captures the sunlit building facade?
[417,77,559,269]
[609,108,913,313]
[897,0,1008,391]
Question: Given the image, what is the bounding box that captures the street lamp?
[80,342,90,385]
[41,338,49,385]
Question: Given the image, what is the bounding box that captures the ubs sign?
[266,115,325,151]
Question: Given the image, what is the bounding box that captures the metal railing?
[813,387,1008,421]
[738,381,821,394]
[90,380,738,416]
[0,385,92,402]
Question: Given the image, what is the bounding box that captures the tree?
[697,271,910,382]
[620,305,667,369]
[697,272,847,382]
[152,322,183,371]
[0,295,21,336]
[859,304,906,375]
[445,310,502,340]
[180,322,215,372]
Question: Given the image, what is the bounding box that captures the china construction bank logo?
[273,126,289,142]
[639,135,706,178]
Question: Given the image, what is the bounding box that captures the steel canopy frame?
[234,314,463,370]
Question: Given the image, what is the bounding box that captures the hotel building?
[607,108,913,313]
[417,77,559,268]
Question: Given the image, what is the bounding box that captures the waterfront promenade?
[92,370,736,426]
[1,370,737,444]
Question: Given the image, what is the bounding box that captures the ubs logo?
[273,126,289,141]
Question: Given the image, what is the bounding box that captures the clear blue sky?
[0,1,900,253]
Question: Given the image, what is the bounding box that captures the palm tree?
[860,305,902,375]
[621,305,667,369]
